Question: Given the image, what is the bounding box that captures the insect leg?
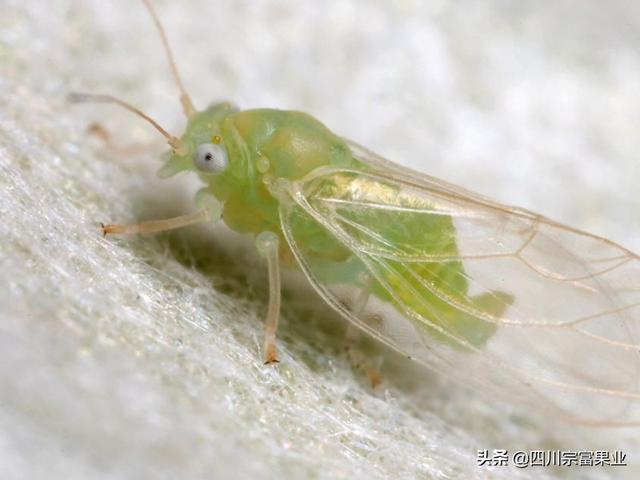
[101,209,209,236]
[85,122,148,155]
[344,274,382,388]
[256,231,282,365]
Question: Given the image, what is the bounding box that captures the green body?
[162,103,511,348]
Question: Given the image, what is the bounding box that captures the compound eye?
[194,142,228,174]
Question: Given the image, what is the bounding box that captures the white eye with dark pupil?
[195,142,228,174]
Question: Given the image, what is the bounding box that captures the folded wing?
[279,147,640,426]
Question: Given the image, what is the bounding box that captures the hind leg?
[345,324,382,389]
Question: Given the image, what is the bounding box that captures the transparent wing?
[279,146,640,426]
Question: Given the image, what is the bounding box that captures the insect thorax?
[212,108,358,236]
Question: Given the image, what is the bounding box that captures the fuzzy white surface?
[1,1,639,479]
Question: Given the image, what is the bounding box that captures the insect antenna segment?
[68,0,196,151]
[140,0,196,117]
[67,92,185,153]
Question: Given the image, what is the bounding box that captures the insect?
[71,0,640,427]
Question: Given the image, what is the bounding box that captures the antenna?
[140,0,196,117]
[68,92,184,152]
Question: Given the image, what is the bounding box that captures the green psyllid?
[71,0,640,427]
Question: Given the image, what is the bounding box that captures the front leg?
[101,209,210,236]
[255,231,282,364]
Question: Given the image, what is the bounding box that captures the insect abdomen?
[301,170,513,349]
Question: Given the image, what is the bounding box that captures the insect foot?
[345,324,382,389]
[263,343,280,365]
